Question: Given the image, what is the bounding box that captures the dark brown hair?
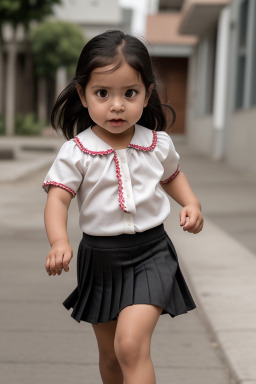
[51,30,176,139]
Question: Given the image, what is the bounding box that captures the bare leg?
[114,304,162,384]
[92,320,124,384]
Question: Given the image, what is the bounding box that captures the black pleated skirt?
[63,224,196,324]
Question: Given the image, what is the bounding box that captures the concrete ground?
[0,134,255,383]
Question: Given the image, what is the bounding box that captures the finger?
[189,218,203,234]
[180,209,187,226]
[183,216,190,231]
[45,258,52,276]
[190,219,201,234]
[63,251,73,272]
[185,214,201,232]
[55,254,64,275]
[193,219,204,234]
[49,256,57,276]
[183,214,198,231]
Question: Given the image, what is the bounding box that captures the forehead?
[88,61,142,86]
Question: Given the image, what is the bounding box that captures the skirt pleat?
[119,265,134,310]
[98,253,112,323]
[109,263,123,320]
[63,224,196,324]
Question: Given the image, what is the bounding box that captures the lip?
[109,119,125,127]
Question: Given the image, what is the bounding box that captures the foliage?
[15,114,44,136]
[0,0,61,27]
[31,21,85,79]
[0,114,44,136]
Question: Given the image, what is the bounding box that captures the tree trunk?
[24,26,34,114]
[5,26,17,136]
[37,77,47,123]
[0,27,4,116]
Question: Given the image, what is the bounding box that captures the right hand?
[45,240,73,276]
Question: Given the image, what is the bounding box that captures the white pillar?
[38,78,47,123]
[147,0,159,13]
[55,66,67,100]
[212,6,230,160]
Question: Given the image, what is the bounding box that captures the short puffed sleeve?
[42,140,84,197]
[156,131,180,184]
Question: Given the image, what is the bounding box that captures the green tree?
[32,21,85,79]
[0,0,61,135]
[31,21,85,123]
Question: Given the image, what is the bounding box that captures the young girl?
[43,30,203,384]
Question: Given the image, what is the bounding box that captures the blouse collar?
[74,124,157,156]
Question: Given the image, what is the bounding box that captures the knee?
[100,350,121,372]
[114,336,147,367]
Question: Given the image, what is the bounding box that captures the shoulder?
[54,138,88,170]
[156,130,174,146]
[57,138,83,158]
[156,130,176,154]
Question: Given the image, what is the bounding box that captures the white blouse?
[43,124,180,236]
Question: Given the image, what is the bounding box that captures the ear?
[76,84,87,108]
[144,83,154,108]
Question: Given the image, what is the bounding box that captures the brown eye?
[125,89,137,98]
[97,89,108,98]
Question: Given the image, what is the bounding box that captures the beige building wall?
[226,110,256,176]
[185,48,214,154]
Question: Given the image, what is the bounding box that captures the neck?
[92,125,135,150]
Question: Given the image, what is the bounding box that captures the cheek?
[87,102,106,119]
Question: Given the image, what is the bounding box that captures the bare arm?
[44,186,73,276]
[161,171,204,234]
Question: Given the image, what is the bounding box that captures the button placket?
[113,150,135,232]
[116,150,136,215]
[113,151,127,212]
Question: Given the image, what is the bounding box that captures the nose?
[110,97,125,112]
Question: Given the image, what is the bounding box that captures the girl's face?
[76,61,153,140]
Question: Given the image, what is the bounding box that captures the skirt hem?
[63,301,196,325]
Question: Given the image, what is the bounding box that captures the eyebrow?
[90,84,143,89]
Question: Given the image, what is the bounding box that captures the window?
[235,0,256,109]
[235,0,248,109]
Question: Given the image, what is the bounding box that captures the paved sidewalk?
[170,137,256,384]
[1,134,255,383]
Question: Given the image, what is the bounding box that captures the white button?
[128,223,132,226]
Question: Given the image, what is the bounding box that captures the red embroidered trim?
[113,152,127,212]
[42,181,76,197]
[74,137,115,155]
[160,165,180,185]
[128,131,157,151]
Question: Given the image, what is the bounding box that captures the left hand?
[180,203,204,234]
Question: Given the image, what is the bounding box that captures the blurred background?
[1,0,256,168]
[1,1,256,384]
